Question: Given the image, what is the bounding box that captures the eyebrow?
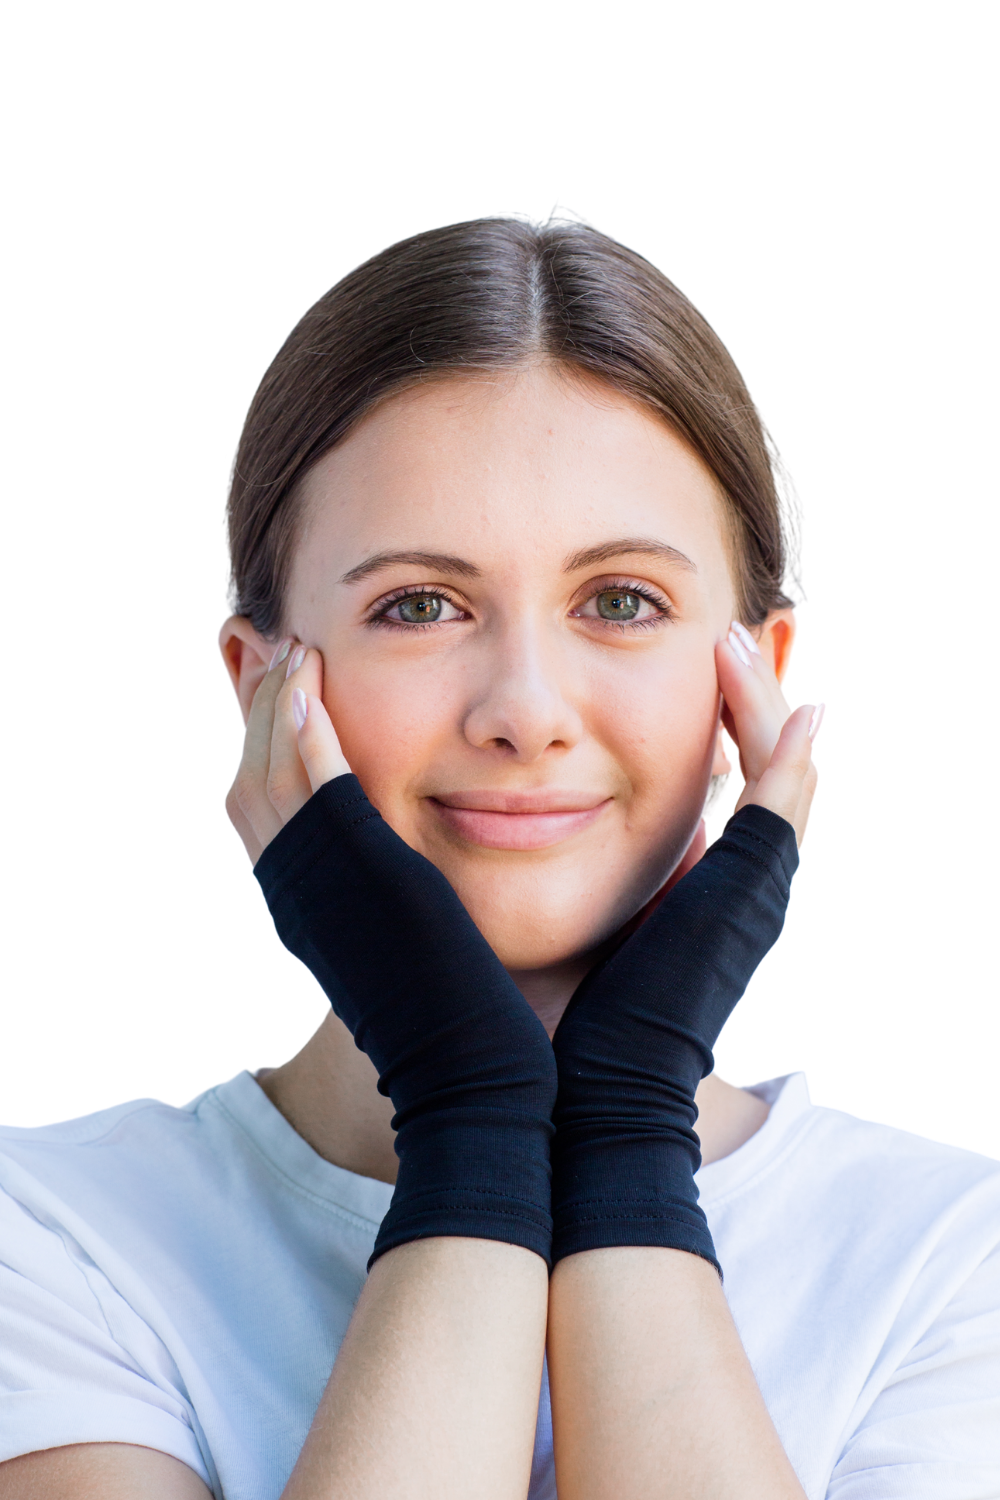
[339,550,483,585]
[562,537,697,573]
[339,537,696,586]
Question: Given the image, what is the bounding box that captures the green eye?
[596,589,641,621]
[396,595,443,623]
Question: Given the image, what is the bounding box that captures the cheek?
[320,651,459,818]
[584,639,721,799]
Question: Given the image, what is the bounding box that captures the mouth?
[428,790,612,851]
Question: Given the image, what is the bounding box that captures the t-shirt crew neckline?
[212,1067,814,1226]
[209,1071,394,1231]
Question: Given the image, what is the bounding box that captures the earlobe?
[219,616,274,724]
[755,608,796,683]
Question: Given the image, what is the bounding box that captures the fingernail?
[285,645,306,679]
[731,620,760,656]
[808,703,825,741]
[728,630,752,668]
[268,638,292,671]
[292,688,309,731]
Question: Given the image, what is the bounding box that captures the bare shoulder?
[0,1444,212,1499]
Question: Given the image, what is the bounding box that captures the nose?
[462,618,585,762]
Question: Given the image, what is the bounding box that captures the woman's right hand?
[226,639,350,865]
[233,641,557,1270]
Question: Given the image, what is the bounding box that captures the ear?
[219,616,277,725]
[754,607,796,683]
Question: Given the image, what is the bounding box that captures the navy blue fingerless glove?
[254,775,557,1269]
[550,803,799,1272]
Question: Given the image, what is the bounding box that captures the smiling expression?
[283,363,738,970]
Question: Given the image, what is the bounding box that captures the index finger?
[716,623,790,783]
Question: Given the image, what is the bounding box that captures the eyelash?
[366,584,468,632]
[365,578,675,632]
[575,577,674,632]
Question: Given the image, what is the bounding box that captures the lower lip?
[430,802,609,851]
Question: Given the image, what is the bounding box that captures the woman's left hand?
[715,622,821,846]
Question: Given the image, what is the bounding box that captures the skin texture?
[547,1249,804,1500]
[244,366,746,969]
[0,1444,212,1498]
[1,364,815,1498]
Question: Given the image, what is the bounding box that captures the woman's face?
[283,364,738,970]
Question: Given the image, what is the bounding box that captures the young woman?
[1,220,998,1500]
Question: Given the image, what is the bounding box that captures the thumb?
[735,703,820,845]
[293,690,352,794]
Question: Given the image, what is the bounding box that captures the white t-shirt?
[0,1071,998,1498]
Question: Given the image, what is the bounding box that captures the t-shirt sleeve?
[827,1241,1000,1498]
[0,1182,212,1486]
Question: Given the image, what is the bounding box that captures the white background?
[2,1,997,1151]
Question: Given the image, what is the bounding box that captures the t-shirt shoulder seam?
[201,1089,385,1233]
[0,1098,195,1149]
[0,1190,159,1381]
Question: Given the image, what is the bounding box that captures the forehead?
[294,364,732,578]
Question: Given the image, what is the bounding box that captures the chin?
[397,784,710,971]
[443,860,670,972]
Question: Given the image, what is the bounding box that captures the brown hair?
[228,218,793,637]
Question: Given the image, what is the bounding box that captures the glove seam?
[554,1209,707,1225]
[258,808,382,893]
[721,836,793,900]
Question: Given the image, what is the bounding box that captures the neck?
[258,963,770,1183]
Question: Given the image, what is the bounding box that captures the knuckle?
[224,785,242,828]
[230,780,251,816]
[266,767,298,814]
[230,770,260,820]
[791,748,813,778]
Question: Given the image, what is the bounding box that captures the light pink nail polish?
[292,688,309,731]
[808,703,825,741]
[285,646,306,679]
[731,620,761,656]
[728,630,752,668]
[268,639,292,671]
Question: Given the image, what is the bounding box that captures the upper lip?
[430,789,610,814]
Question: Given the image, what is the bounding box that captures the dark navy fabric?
[550,805,799,1271]
[255,775,557,1268]
[256,775,797,1278]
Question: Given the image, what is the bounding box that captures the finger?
[295,692,352,794]
[225,784,264,865]
[227,638,293,855]
[735,703,817,844]
[787,705,822,844]
[715,623,790,783]
[267,644,323,823]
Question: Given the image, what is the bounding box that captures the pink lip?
[429,790,611,851]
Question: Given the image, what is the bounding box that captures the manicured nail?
[728,630,752,668]
[731,620,760,656]
[292,688,309,731]
[268,638,292,671]
[808,703,825,741]
[285,645,306,679]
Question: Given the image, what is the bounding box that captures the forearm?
[548,1248,804,1500]
[283,1237,549,1500]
